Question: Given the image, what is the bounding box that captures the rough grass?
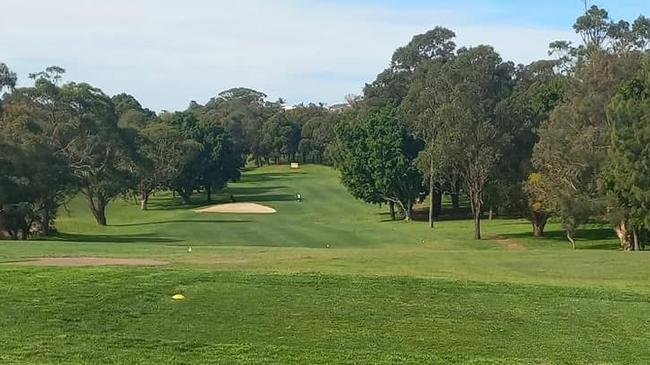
[1,164,649,364]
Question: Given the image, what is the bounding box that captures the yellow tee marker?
[172,294,185,300]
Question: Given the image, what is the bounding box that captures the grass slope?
[1,165,649,364]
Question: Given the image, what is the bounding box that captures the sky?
[1,0,648,111]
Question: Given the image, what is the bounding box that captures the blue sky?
[1,0,648,111]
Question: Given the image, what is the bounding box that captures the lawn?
[1,165,649,364]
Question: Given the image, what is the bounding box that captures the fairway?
[1,165,649,364]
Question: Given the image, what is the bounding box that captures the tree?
[391,27,457,72]
[0,63,17,113]
[112,93,156,129]
[0,134,73,238]
[425,46,514,239]
[493,60,567,233]
[136,121,201,210]
[403,54,456,229]
[193,87,282,166]
[1,68,77,233]
[601,58,650,250]
[171,112,241,203]
[298,115,335,164]
[533,6,644,247]
[335,107,423,220]
[64,83,135,226]
[260,112,299,164]
[11,68,136,226]
[287,104,337,164]
[364,27,456,115]
[0,63,17,91]
[523,173,553,237]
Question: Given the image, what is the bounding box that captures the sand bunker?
[11,257,168,267]
[195,202,277,214]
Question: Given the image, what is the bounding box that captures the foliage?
[601,58,650,248]
[135,120,201,209]
[533,6,647,247]
[335,107,423,220]
[170,112,241,202]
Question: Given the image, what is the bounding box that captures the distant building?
[329,103,350,112]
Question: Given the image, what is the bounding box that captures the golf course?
[1,165,649,364]
[3,1,650,363]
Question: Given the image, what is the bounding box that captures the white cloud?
[0,0,576,111]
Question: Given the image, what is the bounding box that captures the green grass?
[1,165,649,364]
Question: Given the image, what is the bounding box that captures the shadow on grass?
[231,194,296,203]
[502,228,620,250]
[147,184,292,211]
[378,208,474,223]
[241,171,306,184]
[146,196,208,211]
[46,232,182,244]
[111,219,251,228]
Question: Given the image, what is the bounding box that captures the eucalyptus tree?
[601,58,650,250]
[364,27,456,113]
[1,67,133,227]
[136,121,201,210]
[494,60,567,236]
[194,87,282,165]
[363,27,457,227]
[287,104,336,163]
[335,107,423,221]
[533,6,646,248]
[260,111,300,164]
[443,46,515,239]
[0,62,17,96]
[65,82,136,226]
[171,111,241,203]
[404,57,455,228]
[112,93,156,129]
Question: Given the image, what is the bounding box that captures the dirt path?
[489,235,526,251]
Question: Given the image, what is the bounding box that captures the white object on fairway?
[188,247,192,253]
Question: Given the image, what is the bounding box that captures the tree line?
[0,68,339,238]
[1,4,648,250]
[333,5,650,249]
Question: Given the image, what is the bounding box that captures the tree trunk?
[614,220,631,251]
[206,185,212,202]
[567,231,576,250]
[89,197,107,226]
[633,226,640,251]
[488,208,494,221]
[40,206,52,235]
[403,201,412,222]
[428,173,434,229]
[140,191,149,211]
[451,192,460,209]
[474,208,481,240]
[389,201,396,221]
[531,212,548,237]
[434,190,442,217]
